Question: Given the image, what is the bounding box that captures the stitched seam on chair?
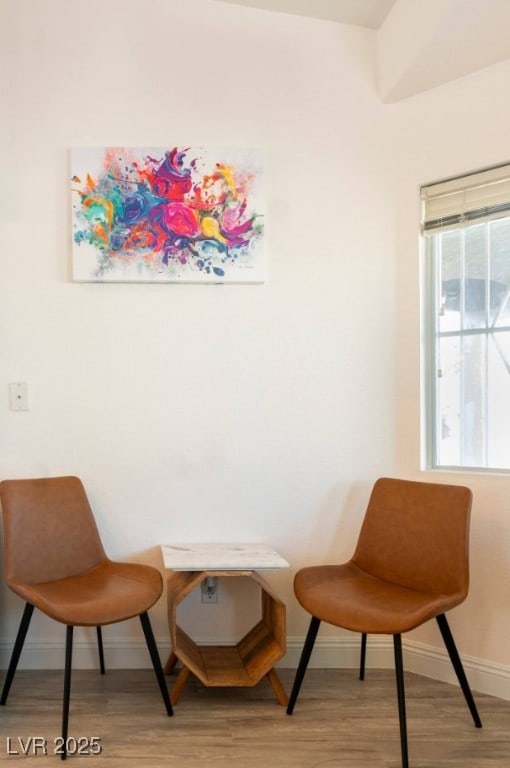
[22,562,157,589]
[348,562,445,601]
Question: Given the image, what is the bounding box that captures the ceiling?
[215,0,397,29]
[214,1,510,101]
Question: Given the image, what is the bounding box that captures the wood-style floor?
[0,667,508,767]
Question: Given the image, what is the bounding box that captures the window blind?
[421,163,510,232]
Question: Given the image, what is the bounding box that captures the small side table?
[161,544,289,706]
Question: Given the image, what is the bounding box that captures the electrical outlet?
[201,576,218,604]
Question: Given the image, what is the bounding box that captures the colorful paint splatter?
[71,147,264,282]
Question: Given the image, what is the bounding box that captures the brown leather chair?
[0,476,173,759]
[287,477,482,768]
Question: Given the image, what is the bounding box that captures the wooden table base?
[165,655,288,706]
[165,570,288,707]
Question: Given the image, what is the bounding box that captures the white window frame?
[421,163,510,473]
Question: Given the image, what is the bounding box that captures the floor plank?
[0,668,508,767]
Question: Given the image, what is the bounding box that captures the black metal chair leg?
[394,634,409,768]
[61,625,74,761]
[436,613,482,728]
[96,626,105,674]
[359,633,367,681]
[286,616,321,715]
[1,602,34,705]
[139,612,173,716]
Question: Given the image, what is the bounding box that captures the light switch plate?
[9,382,28,411]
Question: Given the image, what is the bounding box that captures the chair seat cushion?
[294,562,465,634]
[9,560,163,626]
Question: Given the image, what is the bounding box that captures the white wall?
[2,0,508,700]
[390,60,510,683]
[0,0,396,663]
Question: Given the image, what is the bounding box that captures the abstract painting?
[71,146,264,283]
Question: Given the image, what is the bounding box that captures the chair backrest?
[0,476,106,586]
[352,477,472,598]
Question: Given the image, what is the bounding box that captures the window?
[421,164,510,471]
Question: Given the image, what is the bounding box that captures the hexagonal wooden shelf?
[164,569,287,705]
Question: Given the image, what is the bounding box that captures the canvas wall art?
[71,146,264,283]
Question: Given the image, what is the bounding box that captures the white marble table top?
[161,542,289,571]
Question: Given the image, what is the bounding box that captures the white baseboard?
[281,634,394,670]
[282,636,510,701]
[403,638,510,701]
[0,638,173,671]
[1,635,508,701]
